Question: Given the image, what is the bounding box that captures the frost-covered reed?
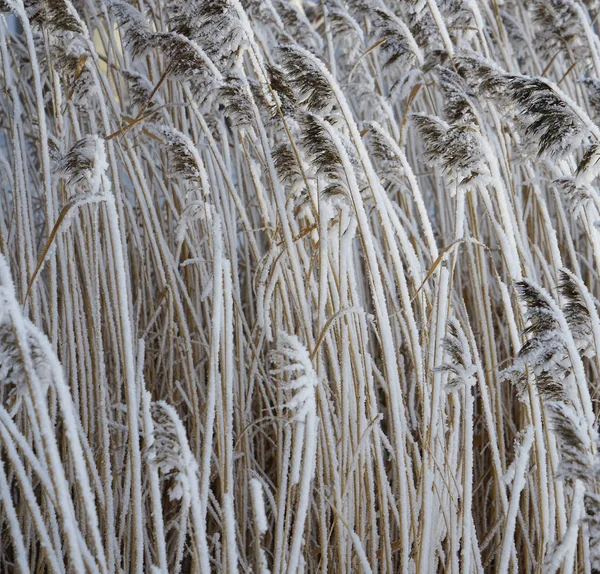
[2,0,600,571]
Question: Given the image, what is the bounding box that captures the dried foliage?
[2,0,600,572]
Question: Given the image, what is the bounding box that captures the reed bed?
[1,0,600,571]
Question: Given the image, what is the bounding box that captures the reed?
[1,0,600,571]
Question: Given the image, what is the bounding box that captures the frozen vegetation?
[2,0,600,571]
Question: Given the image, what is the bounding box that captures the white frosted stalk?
[155,401,210,574]
[314,113,413,572]
[223,259,235,492]
[0,456,29,573]
[103,191,142,574]
[0,420,64,572]
[139,345,168,574]
[367,123,438,260]
[498,426,534,573]
[222,259,238,572]
[461,373,475,574]
[545,481,585,574]
[224,493,239,573]
[425,0,455,57]
[350,529,373,574]
[498,280,552,550]
[290,421,306,486]
[286,409,318,574]
[419,265,450,574]
[0,256,86,571]
[11,1,57,342]
[273,426,292,574]
[250,478,269,535]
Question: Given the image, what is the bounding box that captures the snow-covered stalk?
[498,426,534,573]
[1,0,600,570]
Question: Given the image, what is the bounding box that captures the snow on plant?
[271,331,319,484]
[0,314,52,414]
[3,0,600,571]
[271,331,319,572]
